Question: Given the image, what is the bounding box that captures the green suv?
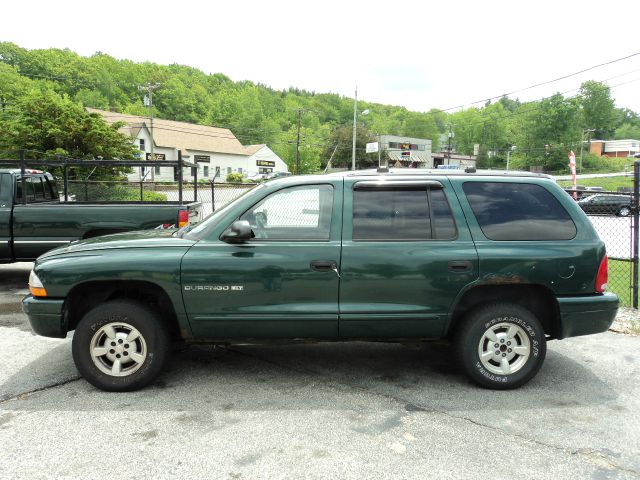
[22,169,618,391]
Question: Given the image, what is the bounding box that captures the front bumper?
[556,292,619,339]
[22,296,67,338]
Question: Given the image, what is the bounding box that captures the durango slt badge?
[183,285,244,291]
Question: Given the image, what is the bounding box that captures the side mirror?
[221,220,252,244]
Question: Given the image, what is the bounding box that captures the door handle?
[448,260,472,273]
[310,260,340,278]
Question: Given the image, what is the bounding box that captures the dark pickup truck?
[0,169,202,262]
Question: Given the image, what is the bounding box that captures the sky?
[3,0,640,114]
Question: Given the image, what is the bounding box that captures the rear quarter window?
[0,174,11,206]
[463,182,577,241]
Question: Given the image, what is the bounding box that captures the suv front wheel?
[72,300,170,392]
[455,303,547,389]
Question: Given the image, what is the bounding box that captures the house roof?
[244,144,266,155]
[87,108,248,156]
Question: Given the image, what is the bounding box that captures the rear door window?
[352,186,456,241]
[463,182,576,241]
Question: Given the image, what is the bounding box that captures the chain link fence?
[65,179,258,216]
[565,188,635,306]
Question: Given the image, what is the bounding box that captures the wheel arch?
[64,280,184,340]
[447,283,561,339]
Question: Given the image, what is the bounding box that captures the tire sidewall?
[459,305,546,389]
[72,301,169,392]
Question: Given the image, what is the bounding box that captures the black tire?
[454,303,546,390]
[72,300,170,392]
[617,206,631,217]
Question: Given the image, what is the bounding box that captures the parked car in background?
[577,194,633,217]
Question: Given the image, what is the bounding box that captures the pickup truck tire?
[71,300,170,392]
[455,303,547,390]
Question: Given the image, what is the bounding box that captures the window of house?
[462,182,576,241]
[203,166,209,177]
[352,186,456,241]
[139,139,145,151]
[227,167,232,175]
[155,165,161,175]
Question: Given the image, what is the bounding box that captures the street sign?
[366,142,379,153]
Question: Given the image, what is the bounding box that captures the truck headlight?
[29,271,48,298]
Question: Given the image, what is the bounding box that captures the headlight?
[28,271,48,297]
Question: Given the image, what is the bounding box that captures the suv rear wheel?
[455,303,546,389]
[72,300,170,392]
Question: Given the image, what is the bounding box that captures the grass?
[557,176,634,192]
[609,259,633,307]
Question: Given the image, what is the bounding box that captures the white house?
[88,108,272,182]
[244,144,289,177]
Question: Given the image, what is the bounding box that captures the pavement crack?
[226,347,640,477]
[0,376,82,404]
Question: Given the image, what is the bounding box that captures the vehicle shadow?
[1,340,617,413]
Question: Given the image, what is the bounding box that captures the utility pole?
[352,86,358,171]
[294,109,309,175]
[295,109,302,175]
[506,145,516,171]
[139,83,161,180]
[580,128,596,174]
[447,124,454,165]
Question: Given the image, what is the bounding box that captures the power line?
[432,51,640,113]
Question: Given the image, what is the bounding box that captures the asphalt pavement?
[1,263,639,479]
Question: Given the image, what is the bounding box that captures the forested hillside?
[1,42,639,173]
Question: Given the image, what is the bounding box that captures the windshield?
[183,183,265,240]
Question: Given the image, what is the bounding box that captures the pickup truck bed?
[0,169,201,262]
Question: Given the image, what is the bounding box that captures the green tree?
[0,89,137,162]
[578,81,617,139]
[321,125,375,170]
[514,94,580,171]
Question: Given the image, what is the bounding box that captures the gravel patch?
[611,307,640,335]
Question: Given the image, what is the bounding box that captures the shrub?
[226,172,244,183]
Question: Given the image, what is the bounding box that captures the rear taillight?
[178,210,189,228]
[595,255,608,293]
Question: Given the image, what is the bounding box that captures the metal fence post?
[194,167,198,203]
[633,161,640,309]
[211,178,215,212]
[178,150,183,205]
[63,161,68,202]
[20,150,27,205]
